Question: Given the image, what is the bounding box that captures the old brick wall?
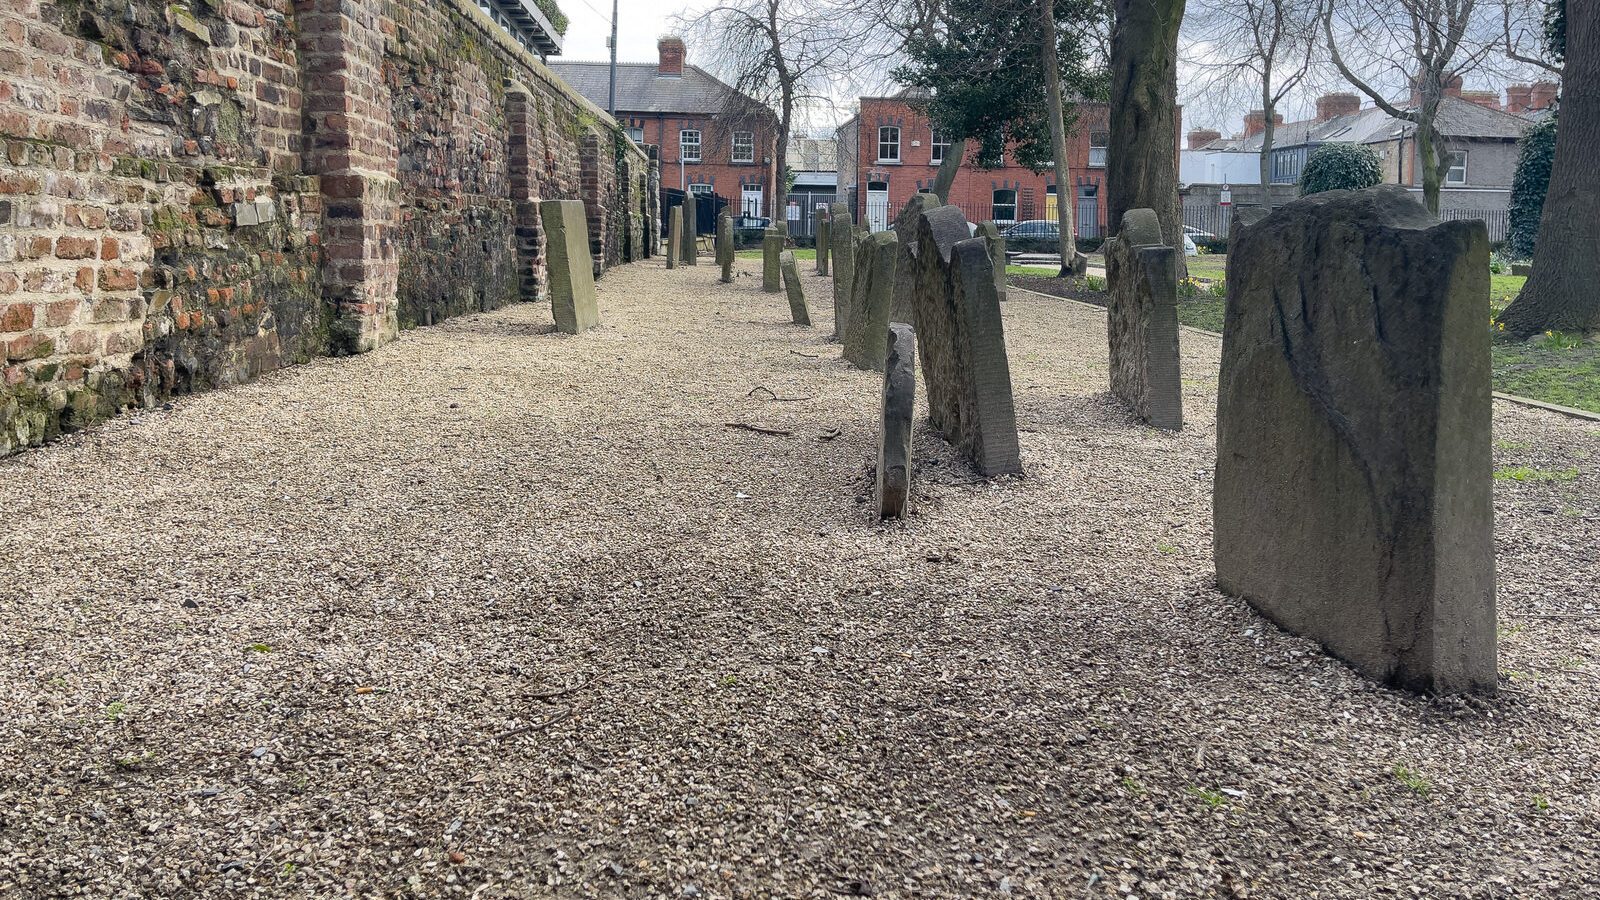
[1,0,651,457]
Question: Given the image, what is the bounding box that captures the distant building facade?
[551,38,778,218]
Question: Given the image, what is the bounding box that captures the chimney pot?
[658,36,686,77]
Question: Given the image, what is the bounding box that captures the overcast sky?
[558,0,697,66]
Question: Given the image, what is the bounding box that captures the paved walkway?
[2,258,1597,896]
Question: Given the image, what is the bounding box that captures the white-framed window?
[1089,131,1109,168]
[877,126,901,163]
[1445,150,1467,185]
[625,126,644,143]
[680,129,702,163]
[931,129,950,164]
[731,131,755,164]
[992,189,1018,224]
[688,183,714,195]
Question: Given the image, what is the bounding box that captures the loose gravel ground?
[2,259,1598,899]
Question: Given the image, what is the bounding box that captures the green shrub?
[1508,116,1556,259]
[1299,143,1383,196]
[533,0,569,35]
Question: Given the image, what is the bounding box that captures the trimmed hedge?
[1508,115,1556,259]
[1299,143,1383,196]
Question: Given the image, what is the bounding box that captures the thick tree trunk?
[1109,0,1187,271]
[1501,0,1600,336]
[1040,0,1083,277]
[1417,120,1442,215]
[933,137,965,203]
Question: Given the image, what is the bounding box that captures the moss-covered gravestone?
[541,199,599,335]
[717,210,734,284]
[679,197,698,266]
[816,216,831,276]
[891,194,942,324]
[843,230,898,371]
[829,202,855,339]
[666,205,681,270]
[878,322,917,519]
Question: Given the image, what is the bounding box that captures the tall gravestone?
[878,322,917,519]
[816,216,831,276]
[762,228,783,293]
[842,231,898,371]
[976,222,1008,302]
[1214,185,1495,695]
[829,202,855,339]
[1105,208,1183,431]
[541,199,599,335]
[911,205,1022,476]
[666,205,681,270]
[891,194,942,324]
[717,210,734,284]
[679,196,698,266]
[780,251,810,325]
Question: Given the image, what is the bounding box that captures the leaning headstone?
[815,216,831,276]
[1105,208,1182,431]
[540,199,599,335]
[1511,262,1531,277]
[843,230,898,371]
[717,210,734,284]
[828,202,855,338]
[911,205,1022,476]
[679,197,698,266]
[666,205,681,270]
[976,222,1008,302]
[877,322,917,519]
[1214,184,1495,695]
[890,193,943,323]
[762,228,783,293]
[780,251,809,325]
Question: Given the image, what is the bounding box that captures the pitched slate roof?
[1235,95,1531,152]
[548,60,750,116]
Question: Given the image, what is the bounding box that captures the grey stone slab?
[780,250,809,325]
[1214,184,1495,695]
[541,199,599,335]
[843,230,898,371]
[1106,208,1183,430]
[717,210,734,284]
[911,206,1022,476]
[829,202,855,339]
[976,221,1007,302]
[666,205,681,270]
[679,197,698,265]
[891,194,942,324]
[762,229,783,293]
[878,322,916,519]
[816,217,831,276]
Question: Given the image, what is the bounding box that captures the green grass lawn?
[735,248,816,261]
[1184,255,1228,282]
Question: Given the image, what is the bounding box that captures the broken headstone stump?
[1105,208,1183,431]
[1213,184,1496,695]
[878,322,917,519]
[816,216,831,276]
[717,210,734,284]
[762,228,783,293]
[843,230,898,371]
[891,193,942,324]
[911,205,1022,476]
[679,197,698,266]
[540,199,599,335]
[780,251,810,325]
[829,202,855,338]
[976,221,1008,302]
[666,205,681,270]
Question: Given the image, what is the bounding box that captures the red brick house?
[836,92,1125,237]
[551,38,779,220]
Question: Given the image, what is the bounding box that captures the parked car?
[1183,225,1218,242]
[1000,220,1062,254]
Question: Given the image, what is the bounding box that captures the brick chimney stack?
[1459,90,1501,111]
[1506,84,1533,113]
[1314,92,1361,122]
[1187,128,1222,149]
[1410,73,1465,105]
[658,36,686,77]
[1242,109,1284,138]
[1529,80,1559,111]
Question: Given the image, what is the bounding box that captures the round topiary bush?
[1507,115,1556,260]
[1298,143,1383,197]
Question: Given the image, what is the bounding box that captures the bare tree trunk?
[932,137,965,203]
[1040,0,1083,277]
[1417,116,1443,215]
[1500,0,1600,336]
[1109,0,1187,270]
[1258,75,1274,191]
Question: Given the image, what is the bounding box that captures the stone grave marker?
[878,322,917,519]
[843,230,898,371]
[717,209,734,284]
[1105,208,1183,430]
[816,216,831,276]
[762,228,783,293]
[976,221,1008,302]
[780,251,810,325]
[829,202,855,339]
[666,205,681,270]
[891,193,942,324]
[1214,185,1495,695]
[541,199,599,335]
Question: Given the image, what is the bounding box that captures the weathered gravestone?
[843,231,898,371]
[541,199,599,335]
[891,193,942,324]
[976,222,1008,302]
[1511,262,1531,277]
[829,202,855,338]
[666,205,681,270]
[911,205,1022,476]
[679,196,699,266]
[878,322,917,519]
[762,228,783,293]
[1214,185,1495,695]
[1105,208,1183,431]
[780,251,810,325]
[815,216,831,276]
[717,210,734,284]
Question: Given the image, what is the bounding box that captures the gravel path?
[2,259,1597,898]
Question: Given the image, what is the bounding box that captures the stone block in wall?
[843,230,897,372]
[541,199,599,335]
[911,205,1021,477]
[1214,185,1495,695]
[1105,208,1182,431]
